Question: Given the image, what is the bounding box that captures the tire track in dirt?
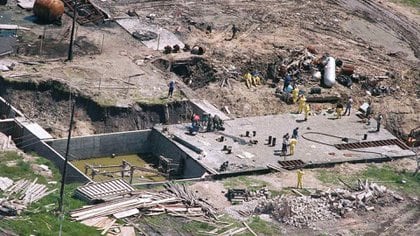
[334,0,420,59]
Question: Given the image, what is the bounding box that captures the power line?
[58,100,76,236]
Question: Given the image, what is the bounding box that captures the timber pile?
[254,180,404,228]
[164,182,217,219]
[71,183,218,235]
[80,216,136,236]
[0,177,55,216]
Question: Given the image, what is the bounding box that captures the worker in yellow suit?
[304,104,311,121]
[297,94,306,113]
[336,103,344,119]
[289,137,297,155]
[252,75,261,86]
[297,169,304,189]
[292,87,299,103]
[244,72,252,88]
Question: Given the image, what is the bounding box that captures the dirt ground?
[0,0,419,138]
[190,159,420,235]
[1,1,420,234]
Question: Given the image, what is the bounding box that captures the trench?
[0,76,192,137]
[153,57,217,90]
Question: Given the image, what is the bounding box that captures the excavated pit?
[0,76,192,137]
[153,57,217,89]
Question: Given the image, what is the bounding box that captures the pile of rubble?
[0,177,55,217]
[254,195,338,228]
[254,180,404,228]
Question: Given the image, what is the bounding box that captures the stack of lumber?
[0,177,55,216]
[71,182,220,235]
[164,182,217,219]
[71,194,179,221]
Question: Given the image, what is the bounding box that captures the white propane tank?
[323,57,336,87]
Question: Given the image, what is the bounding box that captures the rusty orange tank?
[33,0,65,23]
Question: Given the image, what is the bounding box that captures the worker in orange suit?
[297,169,305,189]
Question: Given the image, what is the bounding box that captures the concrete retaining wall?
[13,119,89,183]
[47,130,152,160]
[0,97,23,118]
[149,129,207,178]
[0,119,16,136]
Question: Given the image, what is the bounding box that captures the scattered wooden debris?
[0,177,13,191]
[70,182,222,235]
[0,177,55,216]
[242,221,257,236]
[164,182,218,219]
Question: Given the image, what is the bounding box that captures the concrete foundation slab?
[116,18,184,50]
[158,110,415,174]
[190,99,231,120]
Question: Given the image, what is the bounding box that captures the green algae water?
[71,154,165,182]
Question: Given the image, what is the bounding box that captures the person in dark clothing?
[168,80,175,98]
[292,127,299,139]
[366,102,372,125]
[229,24,239,40]
[282,133,290,156]
[376,114,383,132]
[283,74,292,92]
[343,96,353,116]
[213,115,223,130]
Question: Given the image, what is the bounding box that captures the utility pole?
[67,1,77,61]
[58,101,75,213]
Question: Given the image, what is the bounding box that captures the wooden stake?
[242,222,257,236]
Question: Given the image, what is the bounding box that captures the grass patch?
[223,176,270,190]
[0,151,100,235]
[244,216,281,236]
[316,169,341,185]
[361,165,420,196]
[141,214,218,235]
[182,219,217,234]
[316,165,420,196]
[393,0,420,8]
[0,156,40,182]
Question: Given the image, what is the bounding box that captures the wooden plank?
[81,216,108,227]
[242,222,257,236]
[113,208,139,219]
[119,226,135,236]
[0,24,31,31]
[101,219,116,235]
[231,227,246,235]
[291,189,304,197]
[267,164,285,172]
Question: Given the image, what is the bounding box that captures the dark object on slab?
[309,87,322,94]
[132,31,158,41]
